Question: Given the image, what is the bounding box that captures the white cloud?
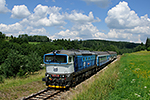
[65,10,100,24]
[1,3,103,41]
[105,1,140,29]
[11,5,31,19]
[105,1,150,43]
[28,4,65,27]
[52,23,106,40]
[0,23,23,33]
[82,0,111,8]
[0,0,10,13]
[29,27,49,36]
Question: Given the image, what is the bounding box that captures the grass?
[108,51,150,99]
[73,51,150,100]
[0,69,46,100]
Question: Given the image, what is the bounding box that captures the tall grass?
[0,69,45,90]
[0,69,46,100]
[108,51,150,99]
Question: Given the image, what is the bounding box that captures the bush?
[147,46,150,51]
[2,50,27,78]
[0,75,4,83]
[0,66,4,83]
[25,51,42,74]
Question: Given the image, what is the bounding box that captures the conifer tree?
[145,37,150,48]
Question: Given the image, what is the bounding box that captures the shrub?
[147,46,150,51]
[0,75,4,83]
[25,51,42,74]
[2,50,27,78]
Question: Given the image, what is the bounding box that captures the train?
[42,50,117,88]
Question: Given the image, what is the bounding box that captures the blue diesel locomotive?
[42,50,117,88]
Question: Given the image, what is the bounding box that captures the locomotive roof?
[92,51,110,55]
[46,50,95,56]
[107,51,117,54]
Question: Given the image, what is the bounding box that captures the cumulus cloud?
[1,3,102,41]
[0,0,10,13]
[0,23,23,33]
[52,23,106,40]
[29,27,49,36]
[105,1,150,43]
[82,0,111,8]
[65,10,101,24]
[105,1,140,29]
[11,5,31,19]
[28,4,65,27]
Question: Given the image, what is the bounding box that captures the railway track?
[22,89,62,100]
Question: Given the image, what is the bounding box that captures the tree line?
[0,32,149,83]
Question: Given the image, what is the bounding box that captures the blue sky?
[0,0,150,43]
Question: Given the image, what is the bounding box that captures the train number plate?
[53,67,58,72]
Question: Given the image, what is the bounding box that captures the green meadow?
[73,51,150,100]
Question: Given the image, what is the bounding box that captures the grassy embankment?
[0,69,46,100]
[73,51,150,100]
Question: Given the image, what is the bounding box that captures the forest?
[0,31,150,82]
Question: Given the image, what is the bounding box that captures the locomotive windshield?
[45,55,67,63]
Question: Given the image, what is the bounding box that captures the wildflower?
[131,79,135,83]
[135,68,140,71]
[124,68,126,70]
[144,86,147,88]
[137,95,141,97]
[135,93,138,96]
[135,93,141,97]
[117,79,120,81]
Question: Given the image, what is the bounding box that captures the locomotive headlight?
[46,74,49,77]
[66,74,70,77]
[62,75,65,77]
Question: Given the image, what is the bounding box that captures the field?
[28,42,41,45]
[108,51,150,99]
[73,51,150,100]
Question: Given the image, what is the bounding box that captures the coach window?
[83,58,85,61]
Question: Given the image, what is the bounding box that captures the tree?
[147,47,150,51]
[0,32,5,39]
[25,52,42,73]
[145,38,150,48]
[2,50,27,77]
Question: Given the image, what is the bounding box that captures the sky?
[0,0,150,43]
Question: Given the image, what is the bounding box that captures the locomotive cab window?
[45,55,67,63]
